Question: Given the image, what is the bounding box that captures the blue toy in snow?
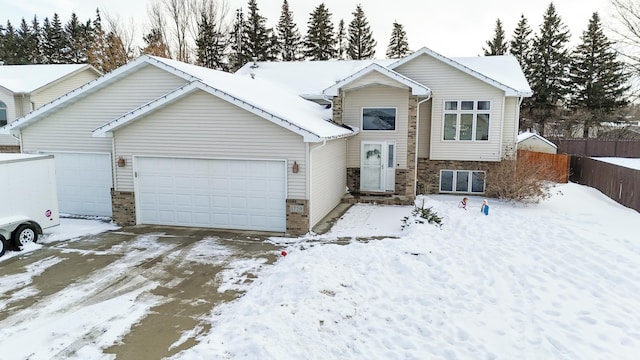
[481,200,489,215]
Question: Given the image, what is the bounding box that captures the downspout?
[415,94,431,196]
[308,139,328,233]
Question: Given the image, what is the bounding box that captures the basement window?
[440,170,485,193]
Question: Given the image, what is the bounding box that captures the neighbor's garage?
[135,157,286,232]
[43,152,113,217]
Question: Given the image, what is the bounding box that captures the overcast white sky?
[4,0,615,58]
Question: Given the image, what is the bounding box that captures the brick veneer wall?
[406,96,418,198]
[286,199,309,235]
[332,92,343,125]
[417,159,515,197]
[111,190,136,226]
[0,145,20,153]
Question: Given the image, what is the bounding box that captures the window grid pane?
[440,171,454,191]
[477,101,490,110]
[461,101,474,110]
[455,171,469,192]
[476,114,490,141]
[472,171,485,193]
[445,101,457,110]
[444,114,457,140]
[460,114,473,141]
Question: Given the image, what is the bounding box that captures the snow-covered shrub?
[401,203,443,230]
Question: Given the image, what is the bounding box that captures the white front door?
[361,142,395,192]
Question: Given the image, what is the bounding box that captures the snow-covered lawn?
[175,183,640,359]
[1,183,638,359]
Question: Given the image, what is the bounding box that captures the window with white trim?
[0,101,7,127]
[443,100,490,141]
[440,170,485,193]
[362,107,396,131]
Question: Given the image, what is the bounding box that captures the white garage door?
[44,152,113,217]
[136,157,286,232]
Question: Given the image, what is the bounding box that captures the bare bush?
[490,153,563,203]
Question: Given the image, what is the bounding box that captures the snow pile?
[175,183,640,360]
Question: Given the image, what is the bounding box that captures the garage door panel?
[43,152,113,217]
[137,157,286,232]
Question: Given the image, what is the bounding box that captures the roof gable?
[93,79,355,142]
[389,47,532,97]
[0,64,98,94]
[1,56,196,133]
[323,63,431,97]
[517,132,557,148]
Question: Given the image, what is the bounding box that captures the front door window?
[361,143,383,191]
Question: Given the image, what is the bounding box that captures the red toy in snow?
[281,250,288,257]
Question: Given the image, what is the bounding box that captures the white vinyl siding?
[395,56,506,161]
[112,91,307,199]
[31,68,99,109]
[342,85,409,168]
[417,99,432,158]
[21,65,187,154]
[310,139,346,228]
[503,97,519,158]
[343,71,411,92]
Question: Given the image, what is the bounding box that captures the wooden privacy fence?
[549,138,640,157]
[517,150,570,183]
[571,156,640,213]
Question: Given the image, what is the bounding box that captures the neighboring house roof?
[0,64,99,94]
[323,63,431,97]
[517,132,558,149]
[236,46,532,98]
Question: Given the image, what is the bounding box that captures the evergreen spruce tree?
[526,3,572,136]
[483,18,508,55]
[386,21,410,59]
[30,16,43,64]
[15,19,33,64]
[42,13,69,63]
[336,19,347,60]
[304,3,336,60]
[569,12,629,137]
[243,0,273,62]
[228,8,250,72]
[65,13,88,63]
[195,12,227,70]
[347,4,376,60]
[143,28,171,58]
[509,14,532,78]
[1,21,19,64]
[0,24,6,63]
[276,0,302,61]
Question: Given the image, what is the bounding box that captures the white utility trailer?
[0,154,59,257]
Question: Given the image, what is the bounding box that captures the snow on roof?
[0,64,90,93]
[593,157,640,170]
[517,132,557,148]
[236,59,396,99]
[323,63,431,97]
[0,153,52,163]
[237,47,531,98]
[453,56,532,96]
[94,56,355,141]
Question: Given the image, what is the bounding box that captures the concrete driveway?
[0,224,286,359]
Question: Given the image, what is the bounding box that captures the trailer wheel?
[0,235,6,257]
[13,224,38,249]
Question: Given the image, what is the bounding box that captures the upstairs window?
[362,107,396,131]
[443,100,490,141]
[0,101,7,127]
